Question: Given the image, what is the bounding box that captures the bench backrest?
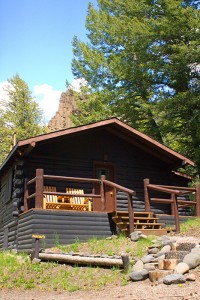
[66,188,85,204]
[43,186,57,202]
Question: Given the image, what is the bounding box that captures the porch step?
[112,211,167,236]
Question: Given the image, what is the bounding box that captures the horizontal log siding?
[17,209,116,252]
[155,214,196,227]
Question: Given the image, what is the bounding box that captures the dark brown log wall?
[17,209,116,252]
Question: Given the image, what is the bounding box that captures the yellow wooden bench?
[43,186,59,209]
[65,188,92,211]
[43,186,91,211]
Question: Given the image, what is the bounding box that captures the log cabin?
[0,118,198,252]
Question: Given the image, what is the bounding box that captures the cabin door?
[93,163,116,212]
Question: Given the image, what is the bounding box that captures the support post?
[35,169,44,209]
[24,178,28,211]
[172,193,180,233]
[128,193,134,234]
[195,183,200,217]
[32,234,45,260]
[144,178,150,211]
[100,175,106,210]
[121,253,130,271]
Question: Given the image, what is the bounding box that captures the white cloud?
[33,84,62,123]
[70,78,87,92]
[0,81,9,105]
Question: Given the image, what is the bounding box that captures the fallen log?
[39,252,125,267]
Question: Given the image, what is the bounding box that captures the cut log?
[149,270,173,282]
[158,259,178,270]
[39,253,124,267]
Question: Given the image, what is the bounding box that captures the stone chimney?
[48,90,76,131]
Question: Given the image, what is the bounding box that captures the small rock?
[32,258,41,264]
[148,243,161,249]
[163,274,186,285]
[171,243,178,251]
[133,260,144,272]
[159,237,176,246]
[174,262,189,274]
[130,231,142,242]
[106,235,118,240]
[129,269,149,282]
[144,263,156,271]
[148,247,159,254]
[154,245,171,257]
[157,254,165,262]
[139,234,147,239]
[141,254,156,264]
[156,254,165,263]
[185,273,196,281]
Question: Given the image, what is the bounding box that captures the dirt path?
[1,274,200,300]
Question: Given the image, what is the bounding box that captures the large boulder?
[129,269,149,282]
[174,262,189,274]
[154,245,171,258]
[183,253,200,269]
[163,274,186,285]
[133,260,144,272]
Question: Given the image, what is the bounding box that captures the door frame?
[93,161,116,212]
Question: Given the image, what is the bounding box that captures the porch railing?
[24,169,136,233]
[144,178,200,233]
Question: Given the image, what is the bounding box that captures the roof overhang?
[0,118,194,175]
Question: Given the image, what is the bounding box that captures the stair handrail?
[103,178,136,233]
[144,178,199,233]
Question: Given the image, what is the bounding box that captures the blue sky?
[0,0,97,121]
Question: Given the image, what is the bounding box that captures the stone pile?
[129,231,200,285]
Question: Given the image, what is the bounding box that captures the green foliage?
[0,251,123,291]
[0,74,47,165]
[134,236,155,258]
[180,218,200,233]
[72,0,200,173]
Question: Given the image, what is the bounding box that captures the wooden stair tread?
[116,221,164,226]
[112,216,159,221]
[112,211,170,236]
[114,211,152,216]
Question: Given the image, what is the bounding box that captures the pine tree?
[0,74,46,164]
[72,0,200,172]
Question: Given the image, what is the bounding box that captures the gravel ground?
[1,276,200,300]
[1,235,200,300]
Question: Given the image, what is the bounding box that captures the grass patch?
[0,235,156,291]
[180,218,200,234]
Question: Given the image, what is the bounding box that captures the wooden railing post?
[195,182,200,217]
[24,178,28,211]
[144,178,150,211]
[172,193,180,233]
[35,169,44,209]
[128,193,134,234]
[100,175,106,210]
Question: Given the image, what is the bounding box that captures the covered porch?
[23,168,200,236]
